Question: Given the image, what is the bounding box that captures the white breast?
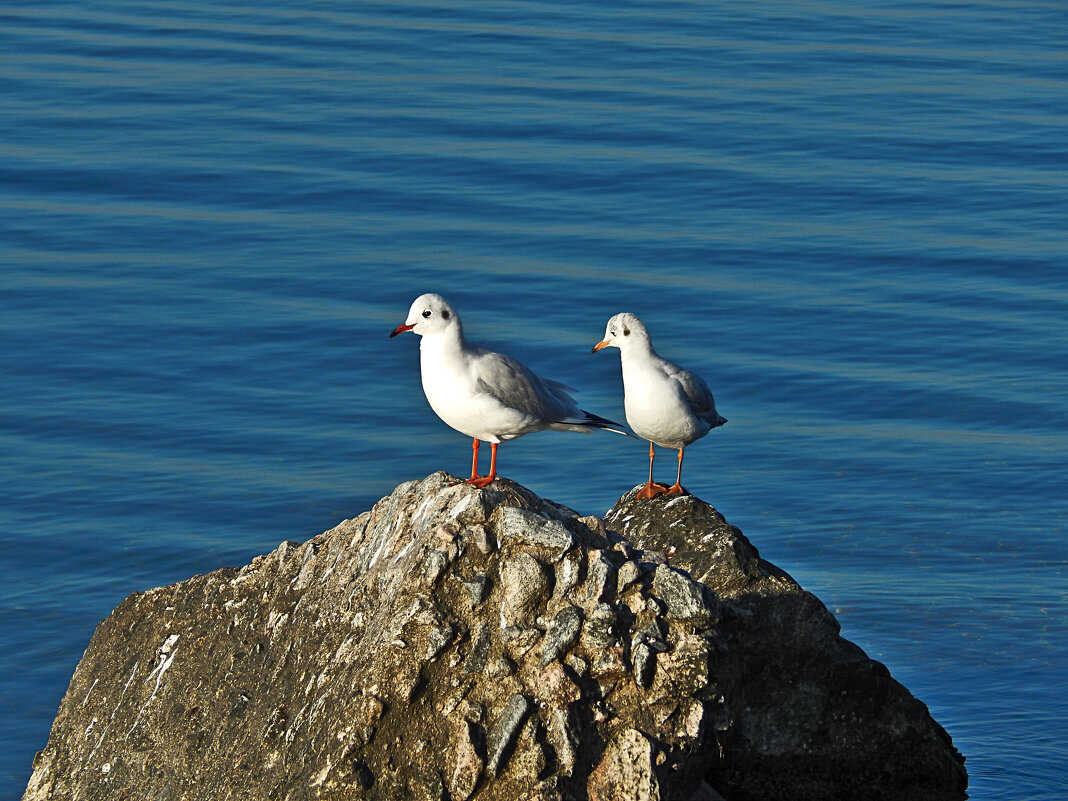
[621,358,707,449]
[419,341,533,443]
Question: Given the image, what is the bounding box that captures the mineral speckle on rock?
[587,728,661,801]
[448,719,484,801]
[582,550,619,604]
[469,523,497,555]
[462,622,492,675]
[653,563,718,624]
[632,641,655,687]
[485,692,531,777]
[500,552,551,626]
[552,553,584,600]
[539,605,582,666]
[581,602,619,649]
[493,505,576,560]
[24,473,966,801]
[459,573,489,606]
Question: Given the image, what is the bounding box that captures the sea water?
[2,2,1066,798]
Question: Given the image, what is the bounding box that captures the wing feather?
[470,347,577,422]
[668,364,725,426]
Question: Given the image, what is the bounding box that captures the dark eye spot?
[441,310,450,320]
[609,330,616,337]
[422,309,432,318]
[623,326,630,336]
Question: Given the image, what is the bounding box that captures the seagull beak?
[389,322,416,338]
[591,340,610,353]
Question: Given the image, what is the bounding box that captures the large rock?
[604,489,968,800]
[24,474,966,801]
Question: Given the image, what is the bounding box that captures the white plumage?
[593,312,726,498]
[391,293,627,487]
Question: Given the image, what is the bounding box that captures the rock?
[485,693,530,776]
[460,573,489,606]
[632,642,655,688]
[581,602,618,649]
[485,655,516,679]
[616,559,641,593]
[587,728,660,801]
[548,706,578,777]
[23,472,966,801]
[508,716,548,783]
[582,550,618,604]
[634,619,669,653]
[552,553,584,600]
[605,486,968,801]
[500,552,550,625]
[448,720,483,801]
[469,524,497,555]
[530,661,581,709]
[423,549,450,585]
[653,563,717,624]
[348,692,385,746]
[493,505,576,559]
[425,622,453,660]
[462,623,492,674]
[566,653,589,677]
[539,605,582,665]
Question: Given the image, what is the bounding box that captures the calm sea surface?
[2,1,1066,797]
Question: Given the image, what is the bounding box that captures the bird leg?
[464,440,498,489]
[468,438,481,481]
[636,440,668,499]
[663,447,688,495]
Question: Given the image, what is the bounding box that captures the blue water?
[2,1,1066,797]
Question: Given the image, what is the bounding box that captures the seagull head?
[591,312,649,353]
[390,293,461,338]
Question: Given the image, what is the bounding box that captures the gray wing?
[470,346,579,422]
[668,364,726,426]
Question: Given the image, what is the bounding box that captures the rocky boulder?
[605,490,967,800]
[24,473,966,800]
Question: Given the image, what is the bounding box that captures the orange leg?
[664,448,688,495]
[468,438,480,481]
[636,440,668,499]
[464,440,498,489]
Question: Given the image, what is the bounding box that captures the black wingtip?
[580,411,638,438]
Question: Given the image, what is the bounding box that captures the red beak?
[389,323,416,338]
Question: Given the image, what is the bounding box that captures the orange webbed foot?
[636,481,669,499]
[663,483,688,496]
[464,475,496,489]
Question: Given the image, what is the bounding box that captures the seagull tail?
[568,411,638,438]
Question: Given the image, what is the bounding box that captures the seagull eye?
[609,330,616,337]
[422,310,432,318]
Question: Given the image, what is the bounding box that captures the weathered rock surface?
[604,489,968,801]
[24,473,966,801]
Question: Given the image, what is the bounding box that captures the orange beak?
[591,340,610,353]
[389,322,416,338]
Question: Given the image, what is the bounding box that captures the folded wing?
[669,365,727,428]
[471,347,579,423]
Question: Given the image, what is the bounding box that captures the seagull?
[592,312,726,499]
[390,293,630,488]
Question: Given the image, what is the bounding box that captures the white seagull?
[592,312,726,498]
[390,293,629,487]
